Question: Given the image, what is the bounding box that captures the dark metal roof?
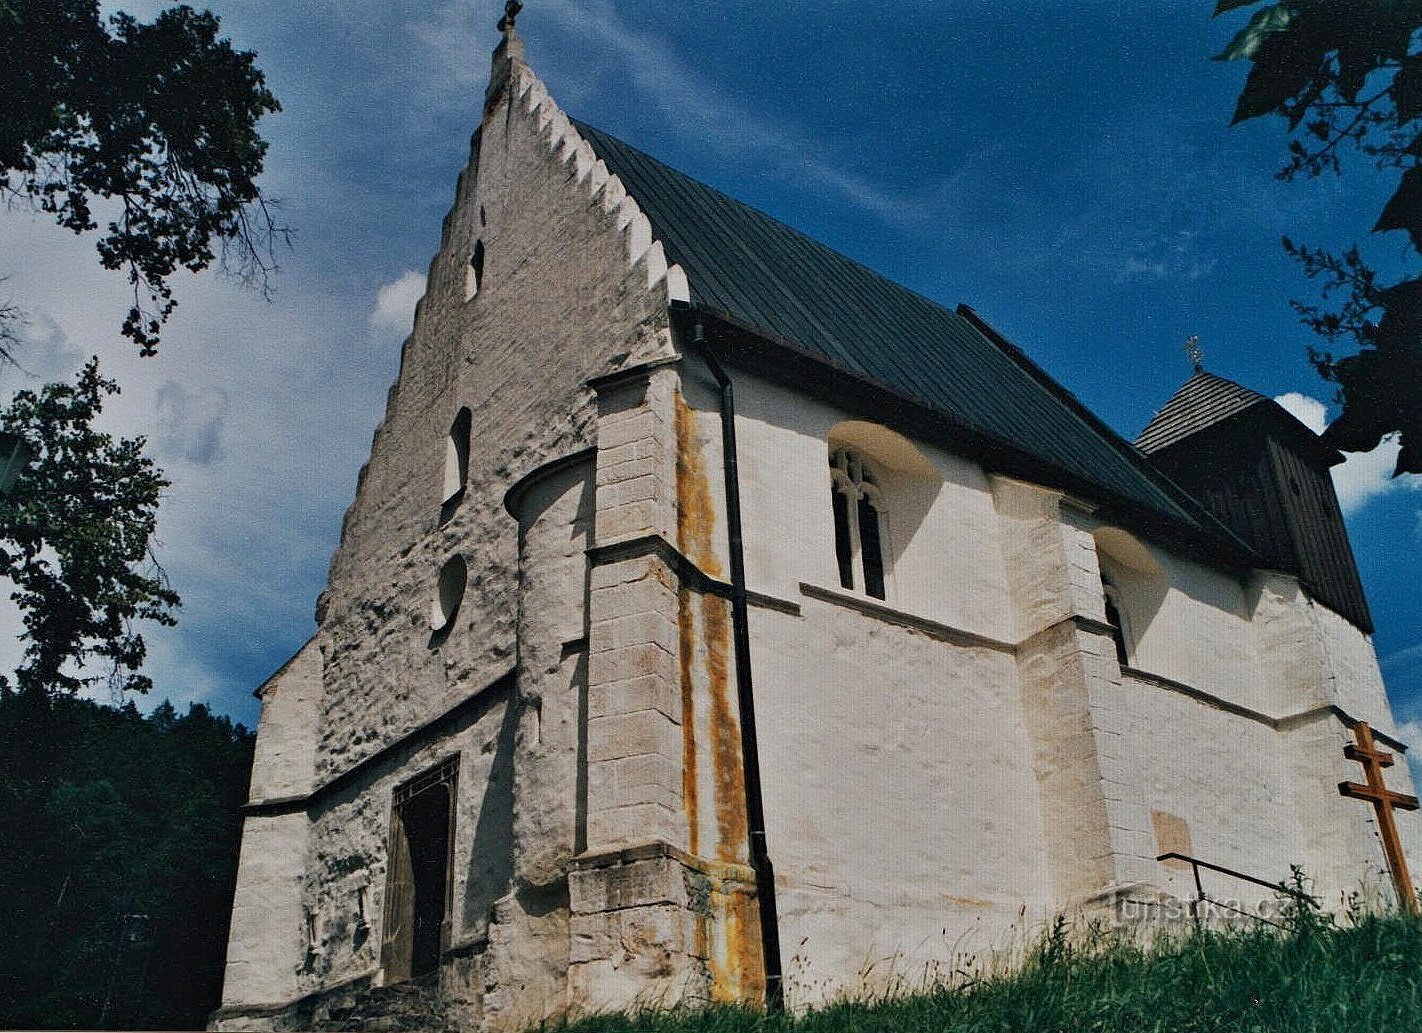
[1136,372,1272,453]
[574,120,1236,544]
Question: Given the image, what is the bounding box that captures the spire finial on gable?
[498,0,523,37]
[1184,334,1205,374]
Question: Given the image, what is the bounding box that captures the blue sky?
[2,2,1419,752]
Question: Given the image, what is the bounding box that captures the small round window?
[430,555,468,631]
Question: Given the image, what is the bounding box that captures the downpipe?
[672,301,785,1011]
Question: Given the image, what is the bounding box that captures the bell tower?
[1136,370,1372,630]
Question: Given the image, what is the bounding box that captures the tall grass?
[561,906,1422,1033]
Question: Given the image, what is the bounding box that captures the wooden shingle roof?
[1136,372,1272,454]
[1136,371,1343,467]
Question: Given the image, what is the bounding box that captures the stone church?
[213,15,1419,1031]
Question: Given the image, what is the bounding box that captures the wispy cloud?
[534,0,959,227]
[1274,392,1417,516]
[156,381,230,467]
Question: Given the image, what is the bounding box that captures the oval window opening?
[430,555,468,631]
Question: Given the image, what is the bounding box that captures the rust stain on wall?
[704,595,747,861]
[674,391,723,579]
[710,882,765,1003]
[675,392,749,864]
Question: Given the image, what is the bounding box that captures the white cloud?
[1274,392,1415,516]
[370,270,426,338]
[156,381,230,466]
[1274,391,1327,435]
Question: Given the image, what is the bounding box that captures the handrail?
[1155,853,1312,900]
[1155,852,1315,929]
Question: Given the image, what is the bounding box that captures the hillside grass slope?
[566,909,1422,1033]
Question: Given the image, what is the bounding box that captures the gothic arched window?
[829,447,888,600]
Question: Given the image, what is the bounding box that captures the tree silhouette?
[1216,0,1422,475]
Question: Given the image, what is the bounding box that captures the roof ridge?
[958,308,1256,555]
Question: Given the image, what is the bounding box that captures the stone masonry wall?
[219,35,695,1024]
[313,44,680,781]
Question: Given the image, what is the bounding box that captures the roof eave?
[677,305,1261,574]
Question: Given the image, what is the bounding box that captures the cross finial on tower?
[1184,335,1204,374]
[498,0,523,35]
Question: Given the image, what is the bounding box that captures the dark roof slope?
[574,120,1238,548]
[1136,372,1272,453]
[1137,371,1342,467]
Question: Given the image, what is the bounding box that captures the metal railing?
[1155,852,1315,929]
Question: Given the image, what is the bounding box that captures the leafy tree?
[1215,0,1422,475]
[0,358,179,700]
[0,693,255,1029]
[0,1,283,355]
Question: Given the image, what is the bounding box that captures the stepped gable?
[572,119,1243,556]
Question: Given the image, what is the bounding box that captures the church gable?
[312,40,692,780]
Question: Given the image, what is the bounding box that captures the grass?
[559,906,1422,1033]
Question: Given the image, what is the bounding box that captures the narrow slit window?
[858,494,885,600]
[831,485,853,590]
[465,239,485,301]
[829,448,889,601]
[1101,574,1130,666]
[443,407,472,505]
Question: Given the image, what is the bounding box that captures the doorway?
[381,757,458,982]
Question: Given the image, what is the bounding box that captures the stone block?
[587,708,679,764]
[591,611,678,655]
[598,437,657,468]
[568,916,616,963]
[570,855,687,913]
[597,411,658,452]
[587,753,681,812]
[585,802,680,849]
[589,674,680,722]
[597,500,659,542]
[588,641,676,689]
[590,554,660,592]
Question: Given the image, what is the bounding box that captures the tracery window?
[829,447,888,600]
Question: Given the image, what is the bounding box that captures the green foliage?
[0,691,254,1029]
[557,907,1422,1033]
[1215,1,1422,475]
[0,0,283,355]
[0,358,179,700]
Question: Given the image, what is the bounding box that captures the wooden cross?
[1339,721,1420,915]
